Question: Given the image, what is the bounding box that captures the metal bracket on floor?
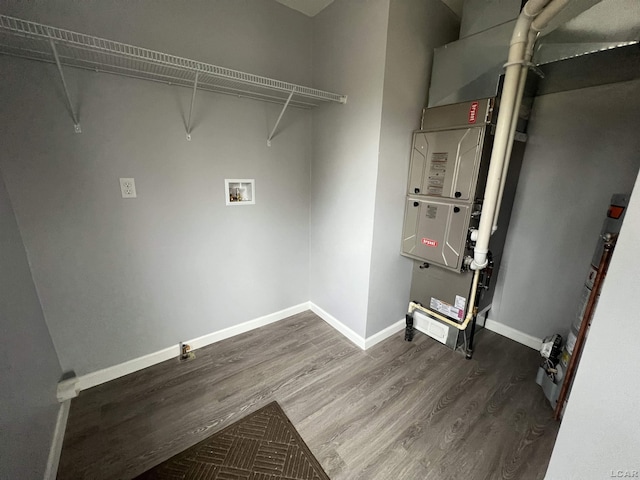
[48,37,81,133]
[186,71,199,141]
[267,88,295,147]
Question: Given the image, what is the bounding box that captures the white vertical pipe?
[471,17,535,268]
[491,30,538,231]
[532,0,572,31]
[491,0,571,232]
[471,0,555,270]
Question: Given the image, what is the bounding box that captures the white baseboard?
[485,318,543,350]
[74,302,406,392]
[44,400,70,480]
[76,343,178,392]
[309,302,366,349]
[76,302,310,392]
[364,318,405,349]
[308,302,404,350]
[186,303,310,350]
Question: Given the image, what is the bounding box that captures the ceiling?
[275,0,464,18]
[274,0,335,17]
[441,0,464,18]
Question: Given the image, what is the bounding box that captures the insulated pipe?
[408,269,481,331]
[471,0,568,270]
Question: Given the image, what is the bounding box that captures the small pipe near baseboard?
[408,270,481,331]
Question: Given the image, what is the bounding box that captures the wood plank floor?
[57,311,559,480]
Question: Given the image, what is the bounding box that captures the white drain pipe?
[472,0,572,269]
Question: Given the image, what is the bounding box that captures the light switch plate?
[119,178,137,198]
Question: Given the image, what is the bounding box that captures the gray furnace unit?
[402,97,527,356]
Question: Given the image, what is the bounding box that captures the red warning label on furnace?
[468,101,479,124]
[421,238,438,247]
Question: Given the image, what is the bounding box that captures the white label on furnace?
[455,295,467,310]
[430,297,463,321]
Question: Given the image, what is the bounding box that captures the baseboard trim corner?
[364,318,405,349]
[309,302,366,350]
[76,302,310,392]
[485,318,543,350]
[44,400,71,480]
[57,376,79,402]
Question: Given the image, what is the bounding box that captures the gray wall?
[490,79,640,340]
[459,0,520,38]
[545,169,640,479]
[309,0,391,337]
[0,169,62,479]
[0,0,314,375]
[366,0,459,336]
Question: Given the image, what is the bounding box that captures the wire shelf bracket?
[0,15,347,140]
[48,37,81,133]
[267,88,295,147]
[186,71,199,141]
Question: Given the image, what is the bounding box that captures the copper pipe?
[554,235,617,420]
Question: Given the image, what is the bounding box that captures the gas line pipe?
[408,269,481,332]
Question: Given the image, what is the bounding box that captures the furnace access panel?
[401,102,493,273]
[407,128,485,201]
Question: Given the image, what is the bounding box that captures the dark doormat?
[135,401,330,480]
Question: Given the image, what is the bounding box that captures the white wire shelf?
[0,14,347,109]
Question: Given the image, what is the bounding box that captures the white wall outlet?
[119,178,137,198]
